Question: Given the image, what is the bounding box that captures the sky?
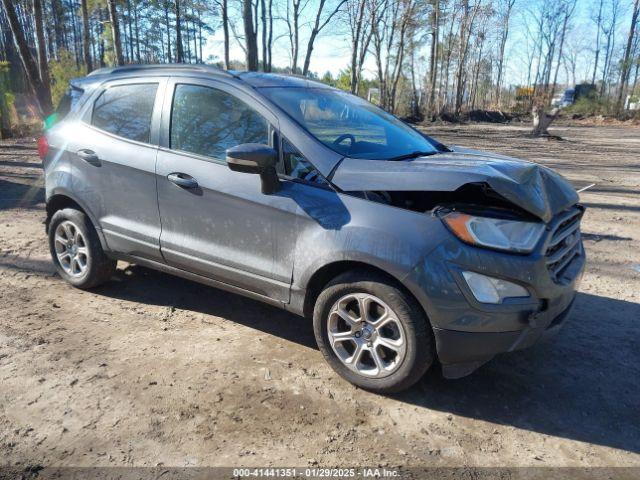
[204,4,356,78]
[202,0,636,88]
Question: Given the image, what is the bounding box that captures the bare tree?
[525,0,577,137]
[347,0,373,94]
[175,0,184,62]
[615,0,640,114]
[549,0,577,104]
[285,0,301,72]
[599,0,622,96]
[267,0,273,71]
[495,0,516,108]
[33,0,51,93]
[387,0,418,113]
[562,33,586,87]
[260,0,267,70]
[213,0,231,68]
[454,0,482,116]
[81,0,92,71]
[426,0,439,117]
[107,0,125,65]
[591,0,604,85]
[223,0,231,68]
[0,0,53,115]
[163,0,172,62]
[302,0,347,76]
[243,0,258,70]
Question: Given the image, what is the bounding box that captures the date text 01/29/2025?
[232,467,400,477]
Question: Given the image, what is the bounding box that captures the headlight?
[441,212,545,253]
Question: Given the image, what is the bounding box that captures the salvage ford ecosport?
[41,65,585,393]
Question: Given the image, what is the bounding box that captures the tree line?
[0,0,639,132]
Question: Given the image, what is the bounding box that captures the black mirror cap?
[226,143,277,174]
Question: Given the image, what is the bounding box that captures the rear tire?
[48,208,116,289]
[313,270,434,394]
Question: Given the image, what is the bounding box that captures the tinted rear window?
[91,83,158,143]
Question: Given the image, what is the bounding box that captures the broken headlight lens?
[442,212,545,253]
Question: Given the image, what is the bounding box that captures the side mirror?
[226,143,280,194]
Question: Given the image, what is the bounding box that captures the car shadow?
[94,264,318,349]
[582,232,633,242]
[396,291,640,454]
[0,178,45,210]
[8,253,636,455]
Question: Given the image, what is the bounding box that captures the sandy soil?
[0,124,638,472]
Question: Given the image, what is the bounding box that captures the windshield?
[259,87,443,160]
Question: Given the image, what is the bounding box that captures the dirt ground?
[0,123,639,473]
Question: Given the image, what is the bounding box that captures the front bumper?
[434,298,575,378]
[405,224,585,378]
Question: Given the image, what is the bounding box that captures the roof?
[236,72,332,89]
[87,63,234,78]
[83,64,333,90]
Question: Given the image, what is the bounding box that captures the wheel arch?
[46,192,108,251]
[301,260,429,323]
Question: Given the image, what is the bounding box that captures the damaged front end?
[330,147,579,223]
[328,148,585,377]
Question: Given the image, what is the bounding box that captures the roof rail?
[87,63,233,77]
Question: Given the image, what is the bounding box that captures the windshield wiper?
[387,150,438,161]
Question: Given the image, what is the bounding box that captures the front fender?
[289,192,450,317]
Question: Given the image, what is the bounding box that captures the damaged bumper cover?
[404,224,585,378]
[434,299,576,379]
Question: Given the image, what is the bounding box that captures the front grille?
[545,207,583,282]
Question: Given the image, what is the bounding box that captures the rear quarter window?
[56,86,84,119]
[91,83,158,143]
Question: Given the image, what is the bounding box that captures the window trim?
[80,77,167,147]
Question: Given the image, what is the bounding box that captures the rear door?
[156,77,299,302]
[70,77,166,261]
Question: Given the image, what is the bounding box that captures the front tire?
[313,270,434,393]
[48,208,116,289]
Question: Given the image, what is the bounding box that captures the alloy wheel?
[327,293,407,378]
[53,220,89,277]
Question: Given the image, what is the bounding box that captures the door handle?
[77,149,100,165]
[167,172,198,189]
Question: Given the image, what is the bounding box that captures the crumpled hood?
[330,146,579,222]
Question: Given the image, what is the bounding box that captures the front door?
[156,79,298,302]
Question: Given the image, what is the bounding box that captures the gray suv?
[41,65,584,393]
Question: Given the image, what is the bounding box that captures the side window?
[91,83,158,143]
[170,84,269,160]
[282,138,327,186]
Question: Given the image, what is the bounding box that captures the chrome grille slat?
[545,206,583,282]
[550,208,581,229]
[546,233,581,264]
[547,221,580,248]
[553,247,580,275]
